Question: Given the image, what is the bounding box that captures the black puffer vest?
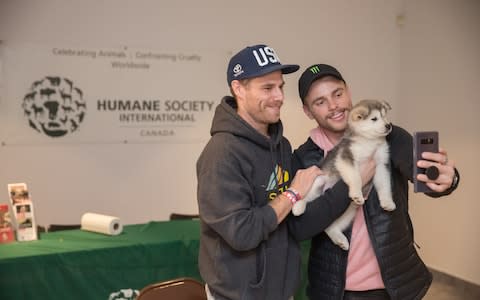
[293,126,433,300]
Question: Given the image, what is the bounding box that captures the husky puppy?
[292,99,395,250]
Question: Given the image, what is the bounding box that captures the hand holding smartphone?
[413,131,439,193]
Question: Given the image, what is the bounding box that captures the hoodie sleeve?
[288,144,351,241]
[287,179,351,241]
[197,135,278,252]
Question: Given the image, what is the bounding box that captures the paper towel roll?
[81,212,123,235]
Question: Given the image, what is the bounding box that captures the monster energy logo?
[310,65,321,74]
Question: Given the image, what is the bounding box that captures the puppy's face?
[348,99,392,139]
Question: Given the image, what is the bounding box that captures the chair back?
[48,224,81,232]
[169,213,199,220]
[137,277,206,300]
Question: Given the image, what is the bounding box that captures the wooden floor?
[424,269,480,300]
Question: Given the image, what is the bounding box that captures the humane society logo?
[22,76,87,137]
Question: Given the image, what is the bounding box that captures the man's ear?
[231,80,247,101]
[302,104,315,120]
[231,80,241,97]
[346,86,352,101]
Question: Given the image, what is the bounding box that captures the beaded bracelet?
[283,188,301,204]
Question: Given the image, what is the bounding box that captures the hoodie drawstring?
[269,139,284,195]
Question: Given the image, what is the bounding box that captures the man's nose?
[327,99,338,110]
[273,87,284,101]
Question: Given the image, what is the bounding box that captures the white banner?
[0,41,228,144]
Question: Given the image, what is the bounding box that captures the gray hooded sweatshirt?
[196,96,301,299]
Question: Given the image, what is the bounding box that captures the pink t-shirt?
[345,207,385,290]
[310,126,385,291]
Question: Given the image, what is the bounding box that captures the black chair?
[47,224,81,232]
[169,213,199,220]
[37,225,47,233]
[137,277,206,300]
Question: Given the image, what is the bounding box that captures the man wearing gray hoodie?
[196,44,329,299]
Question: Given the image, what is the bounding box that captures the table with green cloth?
[0,220,202,300]
[0,219,311,300]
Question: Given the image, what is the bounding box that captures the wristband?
[449,168,460,190]
[283,188,301,204]
[286,188,301,201]
[283,191,297,204]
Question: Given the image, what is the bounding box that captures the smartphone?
[413,131,439,193]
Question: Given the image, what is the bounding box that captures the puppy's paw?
[292,200,306,216]
[326,229,350,251]
[334,235,350,251]
[350,193,364,205]
[381,200,396,211]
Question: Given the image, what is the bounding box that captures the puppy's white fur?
[292,99,395,250]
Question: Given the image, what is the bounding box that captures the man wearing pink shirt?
[288,64,460,299]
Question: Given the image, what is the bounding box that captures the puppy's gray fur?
[292,99,395,250]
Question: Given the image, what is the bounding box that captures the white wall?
[398,0,480,286]
[0,0,478,285]
[0,0,402,223]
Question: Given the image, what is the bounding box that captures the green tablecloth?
[0,220,202,300]
[0,219,311,300]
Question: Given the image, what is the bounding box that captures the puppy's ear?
[350,106,369,121]
[381,100,391,111]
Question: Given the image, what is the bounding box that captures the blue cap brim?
[235,64,300,83]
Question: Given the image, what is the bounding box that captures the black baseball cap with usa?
[227,44,299,86]
[298,64,346,103]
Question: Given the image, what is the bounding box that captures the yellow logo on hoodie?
[267,165,290,200]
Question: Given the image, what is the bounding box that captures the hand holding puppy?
[289,166,324,199]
